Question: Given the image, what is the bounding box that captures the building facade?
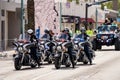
[34,0,105,34]
[0,0,24,50]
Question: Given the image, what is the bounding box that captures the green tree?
[101,0,120,10]
[101,1,112,10]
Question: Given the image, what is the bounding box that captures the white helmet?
[27,29,33,34]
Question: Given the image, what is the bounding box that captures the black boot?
[71,61,75,68]
[90,60,92,65]
[36,60,40,67]
[72,64,75,68]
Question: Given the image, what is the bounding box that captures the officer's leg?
[30,47,36,60]
[31,47,40,67]
[84,45,92,65]
[49,42,54,53]
[68,46,75,68]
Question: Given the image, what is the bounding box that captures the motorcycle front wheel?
[54,57,61,69]
[14,58,21,70]
[83,61,88,64]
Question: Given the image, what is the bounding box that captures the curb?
[0,50,15,60]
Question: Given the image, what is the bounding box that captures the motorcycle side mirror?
[53,36,56,41]
[14,38,18,42]
[87,37,90,41]
[115,30,118,33]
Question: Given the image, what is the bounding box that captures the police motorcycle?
[13,39,38,70]
[54,38,77,69]
[38,39,56,64]
[73,36,95,64]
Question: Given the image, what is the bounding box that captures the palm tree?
[26,0,35,31]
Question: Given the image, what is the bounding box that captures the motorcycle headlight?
[57,46,62,51]
[18,47,23,52]
[74,45,78,50]
[41,41,44,44]
[40,45,44,50]
[74,41,78,44]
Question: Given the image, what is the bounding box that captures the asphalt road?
[0,46,120,80]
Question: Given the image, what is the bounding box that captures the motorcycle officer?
[41,29,50,40]
[27,29,40,67]
[60,28,75,68]
[77,27,93,65]
[48,30,55,54]
[41,29,54,52]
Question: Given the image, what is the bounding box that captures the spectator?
[86,28,94,37]
[36,26,40,39]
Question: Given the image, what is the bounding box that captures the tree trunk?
[26,0,35,31]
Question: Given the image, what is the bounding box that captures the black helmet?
[64,28,69,33]
[44,29,49,33]
[80,27,86,33]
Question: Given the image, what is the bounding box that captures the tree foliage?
[101,0,120,10]
[101,2,112,10]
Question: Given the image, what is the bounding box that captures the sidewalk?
[0,50,15,60]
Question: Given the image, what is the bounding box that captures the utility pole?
[21,0,24,39]
[59,2,62,31]
[96,7,98,29]
[0,0,2,51]
[85,4,89,30]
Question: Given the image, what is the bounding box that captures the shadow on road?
[76,63,96,66]
[52,66,79,70]
[97,49,115,51]
[41,63,53,66]
[14,66,44,71]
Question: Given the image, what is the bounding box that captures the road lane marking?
[32,70,58,80]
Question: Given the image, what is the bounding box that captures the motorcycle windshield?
[19,34,29,41]
[41,34,50,40]
[59,34,67,40]
[75,35,85,42]
[79,38,85,42]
